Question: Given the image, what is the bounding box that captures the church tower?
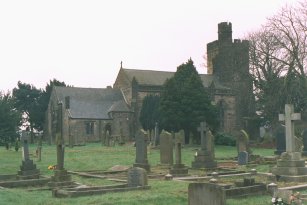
[207,22,255,129]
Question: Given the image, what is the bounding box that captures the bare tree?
[247,0,307,122]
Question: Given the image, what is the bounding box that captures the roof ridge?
[122,68,175,73]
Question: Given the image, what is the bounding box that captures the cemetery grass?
[0,143,274,205]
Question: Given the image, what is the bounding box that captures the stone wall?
[214,95,236,133]
[111,112,132,140]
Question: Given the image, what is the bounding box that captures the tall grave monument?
[133,129,150,172]
[159,130,173,166]
[170,132,188,176]
[272,104,307,182]
[17,130,40,179]
[192,122,217,168]
[48,102,73,188]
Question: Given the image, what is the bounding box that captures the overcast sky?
[0,0,300,92]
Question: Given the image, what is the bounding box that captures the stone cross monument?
[278,104,301,152]
[272,104,307,182]
[48,102,73,188]
[191,121,217,168]
[17,130,40,179]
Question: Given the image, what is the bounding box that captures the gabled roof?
[121,68,229,89]
[122,68,174,86]
[53,86,129,119]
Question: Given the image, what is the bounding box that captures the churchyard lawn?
[0,143,275,205]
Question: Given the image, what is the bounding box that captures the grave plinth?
[191,122,217,169]
[17,160,40,180]
[271,152,307,182]
[272,104,307,182]
[17,130,40,180]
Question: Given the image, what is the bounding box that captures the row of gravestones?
[134,121,250,175]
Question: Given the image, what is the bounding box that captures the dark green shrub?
[215,132,236,146]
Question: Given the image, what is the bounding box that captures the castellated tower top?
[218,22,232,42]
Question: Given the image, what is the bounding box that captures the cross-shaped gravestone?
[198,121,207,150]
[56,102,65,170]
[21,130,30,161]
[279,104,301,152]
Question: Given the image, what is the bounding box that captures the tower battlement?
[218,22,232,42]
[233,39,249,45]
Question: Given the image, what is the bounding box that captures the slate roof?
[53,86,130,119]
[121,68,229,89]
[122,68,174,86]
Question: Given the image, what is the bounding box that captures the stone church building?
[45,22,254,145]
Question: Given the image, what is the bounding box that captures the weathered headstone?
[159,130,173,166]
[188,183,226,205]
[133,129,150,172]
[192,122,217,168]
[236,130,249,153]
[274,124,286,155]
[127,167,148,187]
[238,151,248,165]
[169,134,188,176]
[17,130,40,179]
[48,102,73,188]
[271,104,307,182]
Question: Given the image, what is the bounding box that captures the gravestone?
[271,104,307,182]
[236,130,250,154]
[192,122,217,168]
[127,167,148,187]
[188,183,226,205]
[274,124,286,155]
[17,130,40,179]
[169,134,188,176]
[154,122,160,146]
[302,129,307,156]
[159,130,173,166]
[133,129,150,172]
[238,151,248,165]
[48,102,73,188]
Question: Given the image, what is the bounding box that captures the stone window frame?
[85,121,95,135]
